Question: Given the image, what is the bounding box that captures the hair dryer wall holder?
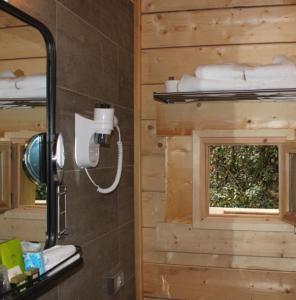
[74,107,123,194]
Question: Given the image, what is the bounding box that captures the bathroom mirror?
[0,2,56,248]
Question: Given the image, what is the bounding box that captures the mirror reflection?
[0,9,47,244]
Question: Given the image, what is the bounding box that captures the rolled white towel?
[43,245,76,272]
[245,63,296,81]
[245,79,296,90]
[0,87,46,99]
[0,78,17,90]
[178,75,248,92]
[15,75,46,90]
[195,64,245,80]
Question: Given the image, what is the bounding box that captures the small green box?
[0,239,25,272]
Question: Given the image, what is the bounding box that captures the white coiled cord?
[84,125,123,194]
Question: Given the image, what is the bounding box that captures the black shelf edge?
[154,88,296,104]
[0,246,82,300]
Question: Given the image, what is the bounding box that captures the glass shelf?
[0,246,82,300]
[153,88,296,104]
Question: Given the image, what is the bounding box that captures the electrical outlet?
[107,271,124,295]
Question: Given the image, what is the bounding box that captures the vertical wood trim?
[134,0,143,298]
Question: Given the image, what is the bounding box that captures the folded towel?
[195,64,245,80]
[245,79,296,90]
[15,75,46,90]
[178,75,248,92]
[0,78,17,89]
[245,64,296,81]
[178,75,296,92]
[43,245,76,272]
[0,87,46,99]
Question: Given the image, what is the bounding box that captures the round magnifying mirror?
[23,133,46,184]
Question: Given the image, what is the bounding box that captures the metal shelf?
[0,246,82,300]
[0,98,46,108]
[153,88,296,104]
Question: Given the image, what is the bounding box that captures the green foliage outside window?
[209,145,279,209]
[35,184,46,200]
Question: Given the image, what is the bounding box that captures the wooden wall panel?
[142,44,296,84]
[156,223,296,257]
[141,84,163,119]
[165,136,192,223]
[143,263,296,300]
[0,27,45,60]
[142,155,165,191]
[142,192,165,227]
[142,0,296,13]
[143,228,166,263]
[143,229,296,271]
[0,108,46,132]
[0,11,25,28]
[0,58,46,76]
[142,6,296,49]
[140,1,296,298]
[141,120,165,155]
[156,101,296,136]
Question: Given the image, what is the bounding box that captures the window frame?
[193,129,295,232]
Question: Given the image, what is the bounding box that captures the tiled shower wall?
[9,0,135,299]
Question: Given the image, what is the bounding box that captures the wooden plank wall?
[0,11,46,75]
[140,1,296,299]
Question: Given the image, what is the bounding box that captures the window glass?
[209,145,279,213]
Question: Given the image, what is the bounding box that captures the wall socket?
[107,271,125,295]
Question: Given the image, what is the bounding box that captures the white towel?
[195,64,245,80]
[178,75,296,92]
[43,245,76,272]
[15,75,46,90]
[0,78,17,89]
[178,75,248,92]
[0,87,46,99]
[245,79,296,90]
[245,64,296,81]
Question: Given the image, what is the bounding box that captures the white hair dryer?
[75,104,123,194]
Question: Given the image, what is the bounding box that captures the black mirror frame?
[0,1,57,248]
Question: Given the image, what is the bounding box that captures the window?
[208,144,279,216]
[193,129,296,231]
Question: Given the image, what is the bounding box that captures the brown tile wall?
[8,0,135,299]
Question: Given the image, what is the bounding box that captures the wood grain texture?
[144,249,296,272]
[143,263,296,299]
[156,101,296,136]
[142,120,165,155]
[142,192,165,227]
[156,223,296,257]
[0,11,25,28]
[0,26,46,60]
[141,84,163,119]
[142,155,165,191]
[143,227,167,263]
[142,44,296,84]
[0,108,46,132]
[165,136,192,223]
[0,58,46,76]
[142,0,296,13]
[142,6,296,48]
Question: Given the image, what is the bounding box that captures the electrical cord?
[84,125,123,194]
